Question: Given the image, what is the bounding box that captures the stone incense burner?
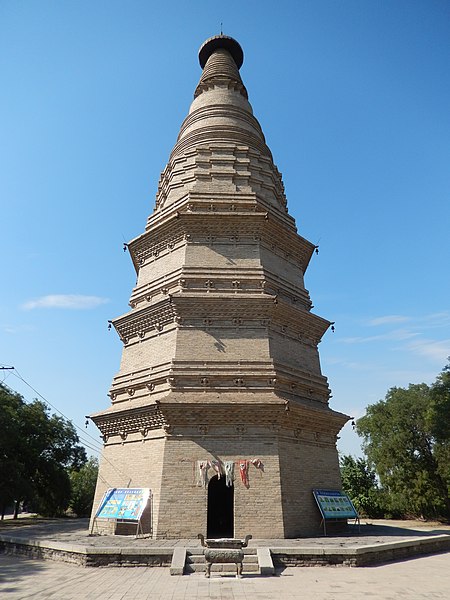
[197,534,252,578]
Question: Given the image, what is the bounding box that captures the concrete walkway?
[1,551,450,599]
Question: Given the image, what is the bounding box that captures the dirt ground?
[363,518,450,531]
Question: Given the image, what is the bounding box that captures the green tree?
[340,455,384,517]
[0,383,87,518]
[429,361,450,500]
[0,384,32,518]
[429,361,450,440]
[69,456,99,517]
[356,368,450,520]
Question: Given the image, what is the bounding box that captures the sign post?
[312,489,359,536]
[91,488,151,538]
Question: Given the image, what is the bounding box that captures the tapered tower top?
[198,35,244,69]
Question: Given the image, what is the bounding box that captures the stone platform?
[1,518,449,573]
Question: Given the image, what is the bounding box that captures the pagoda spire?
[195,35,247,99]
[154,35,291,216]
[198,35,244,70]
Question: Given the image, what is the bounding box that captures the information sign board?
[95,488,150,521]
[313,489,358,520]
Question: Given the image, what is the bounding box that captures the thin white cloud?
[326,357,376,371]
[340,329,420,344]
[2,324,36,334]
[366,311,450,330]
[327,354,439,383]
[368,315,411,326]
[340,311,450,347]
[22,294,109,310]
[405,338,450,363]
[420,311,450,328]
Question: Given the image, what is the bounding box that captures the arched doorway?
[207,475,234,538]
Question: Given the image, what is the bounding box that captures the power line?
[4,366,134,485]
[11,367,104,450]
[2,376,103,455]
[1,365,14,384]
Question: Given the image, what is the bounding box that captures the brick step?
[186,548,257,555]
[187,554,258,564]
[186,562,260,573]
[186,551,259,573]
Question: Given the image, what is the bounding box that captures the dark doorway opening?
[207,475,234,538]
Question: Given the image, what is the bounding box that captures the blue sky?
[1,1,449,459]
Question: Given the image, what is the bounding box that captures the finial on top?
[198,35,244,70]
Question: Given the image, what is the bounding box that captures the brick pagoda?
[90,35,349,538]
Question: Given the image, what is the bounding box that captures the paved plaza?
[1,519,450,598]
[1,551,450,599]
[2,517,450,549]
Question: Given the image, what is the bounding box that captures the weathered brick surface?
[156,433,284,539]
[278,436,343,537]
[90,435,166,536]
[90,35,349,540]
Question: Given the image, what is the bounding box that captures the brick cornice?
[126,201,315,274]
[111,293,330,349]
[91,393,348,443]
[112,298,176,343]
[91,404,166,441]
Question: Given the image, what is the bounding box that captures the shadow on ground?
[0,554,48,593]
[348,523,450,538]
[0,518,90,538]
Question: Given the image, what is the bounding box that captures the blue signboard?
[95,488,150,521]
[313,489,358,520]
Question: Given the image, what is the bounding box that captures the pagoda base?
[90,419,345,539]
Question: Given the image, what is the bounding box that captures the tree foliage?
[69,456,99,517]
[0,383,87,517]
[0,384,31,515]
[356,363,450,520]
[340,455,384,517]
[429,363,450,443]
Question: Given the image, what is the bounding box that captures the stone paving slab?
[1,551,450,599]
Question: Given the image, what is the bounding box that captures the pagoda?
[90,35,349,538]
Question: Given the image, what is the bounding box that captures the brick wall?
[278,435,343,537]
